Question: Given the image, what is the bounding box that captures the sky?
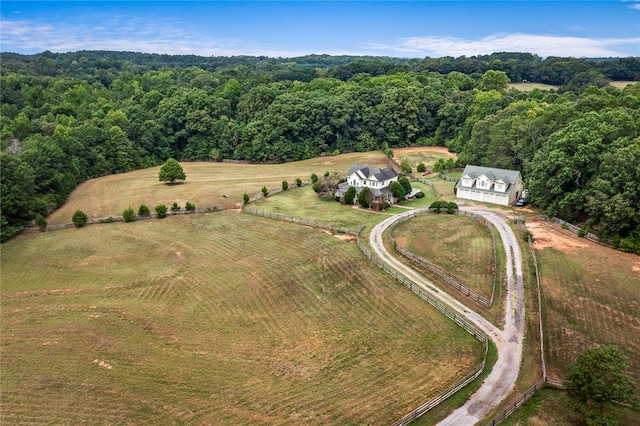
[1,1,639,58]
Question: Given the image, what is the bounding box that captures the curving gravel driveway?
[369,207,525,425]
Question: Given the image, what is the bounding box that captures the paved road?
[369,208,525,425]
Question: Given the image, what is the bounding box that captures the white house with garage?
[335,164,399,204]
[455,165,524,206]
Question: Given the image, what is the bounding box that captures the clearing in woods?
[1,212,485,425]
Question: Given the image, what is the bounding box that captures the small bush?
[295,178,302,187]
[417,162,426,173]
[310,173,319,183]
[523,230,533,242]
[261,186,268,197]
[243,193,250,205]
[282,180,289,191]
[185,201,196,213]
[312,181,322,193]
[447,201,458,214]
[155,204,168,218]
[332,149,340,156]
[335,196,341,202]
[138,204,151,217]
[72,210,88,227]
[122,207,136,222]
[99,217,116,223]
[35,213,47,231]
[324,171,330,178]
[415,191,425,198]
[171,202,180,212]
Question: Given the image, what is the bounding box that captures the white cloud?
[367,33,640,58]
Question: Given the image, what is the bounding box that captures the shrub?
[122,206,136,222]
[35,213,47,231]
[332,149,340,156]
[358,187,372,208]
[99,217,116,223]
[447,201,458,213]
[335,196,341,202]
[417,162,426,173]
[171,202,180,212]
[158,158,186,184]
[344,186,357,204]
[72,210,88,227]
[310,173,319,183]
[185,201,196,213]
[415,191,425,198]
[138,204,151,217]
[295,178,302,187]
[312,181,322,193]
[243,193,250,205]
[155,204,168,218]
[324,171,330,178]
[282,180,289,191]
[261,186,268,197]
[400,159,412,174]
[523,230,533,242]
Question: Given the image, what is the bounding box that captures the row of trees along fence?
[387,209,497,308]
[22,203,231,233]
[246,180,311,203]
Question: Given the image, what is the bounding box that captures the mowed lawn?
[46,151,396,225]
[535,227,640,383]
[391,214,497,300]
[1,212,485,425]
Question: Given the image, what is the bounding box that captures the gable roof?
[460,165,521,184]
[346,164,398,181]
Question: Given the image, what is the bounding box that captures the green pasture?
[1,212,485,425]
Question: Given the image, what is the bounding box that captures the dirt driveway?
[369,207,525,425]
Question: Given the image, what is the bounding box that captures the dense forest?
[1,51,639,251]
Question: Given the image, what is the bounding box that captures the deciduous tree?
[566,345,637,425]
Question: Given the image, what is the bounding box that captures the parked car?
[515,198,527,207]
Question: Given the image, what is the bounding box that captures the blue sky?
[1,1,639,58]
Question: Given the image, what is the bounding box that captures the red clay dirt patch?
[525,220,589,252]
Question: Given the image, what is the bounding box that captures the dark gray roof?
[346,164,398,181]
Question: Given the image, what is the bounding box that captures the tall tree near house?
[357,187,372,208]
[158,158,186,184]
[398,175,412,194]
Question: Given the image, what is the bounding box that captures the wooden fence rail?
[353,227,489,426]
[484,379,546,426]
[242,208,359,235]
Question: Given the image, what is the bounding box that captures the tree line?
[1,51,639,250]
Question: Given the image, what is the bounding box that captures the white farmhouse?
[455,165,524,206]
[335,164,399,204]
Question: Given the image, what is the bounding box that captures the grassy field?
[1,212,485,425]
[46,151,397,226]
[534,230,640,383]
[392,147,457,174]
[391,214,496,299]
[609,81,638,89]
